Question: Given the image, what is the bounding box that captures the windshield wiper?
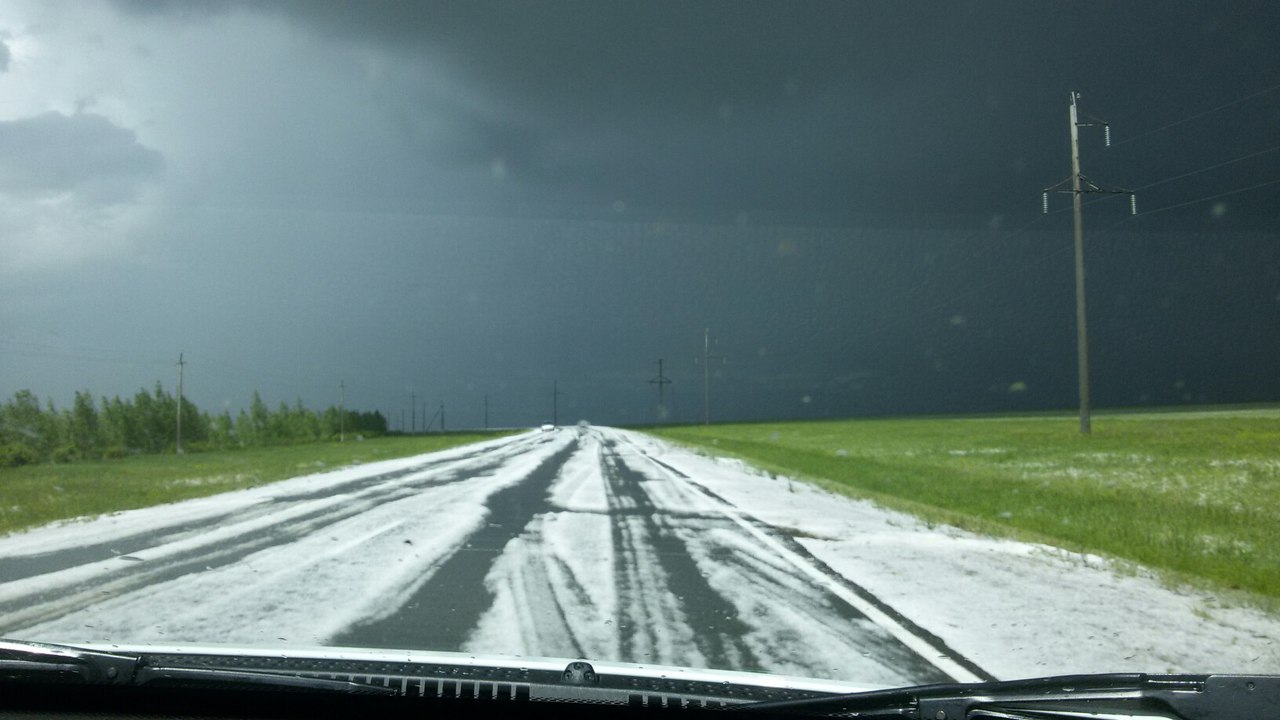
[7,641,1276,718]
[734,673,1279,719]
[0,640,394,695]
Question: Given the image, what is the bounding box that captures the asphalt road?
[0,427,986,686]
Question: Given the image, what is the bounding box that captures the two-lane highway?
[0,427,986,686]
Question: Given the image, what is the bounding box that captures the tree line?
[0,386,386,467]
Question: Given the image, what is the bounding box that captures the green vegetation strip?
[0,432,514,536]
[649,410,1280,600]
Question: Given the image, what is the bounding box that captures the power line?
[1136,140,1274,188]
[911,242,1073,321]
[1137,177,1280,217]
[1109,81,1280,148]
[1063,143,1280,217]
[0,340,171,368]
[860,210,1053,324]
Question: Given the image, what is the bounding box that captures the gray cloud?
[0,111,164,203]
[2,2,1275,424]
[0,39,9,73]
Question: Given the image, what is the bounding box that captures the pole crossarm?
[1043,175,1133,196]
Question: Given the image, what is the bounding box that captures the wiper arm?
[734,673,1280,719]
[0,640,393,695]
[0,639,138,685]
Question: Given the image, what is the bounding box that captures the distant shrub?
[102,446,129,460]
[51,445,81,464]
[0,443,40,467]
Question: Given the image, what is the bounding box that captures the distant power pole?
[175,352,185,454]
[1043,91,1135,435]
[410,392,416,434]
[339,380,345,443]
[697,329,725,425]
[440,402,445,432]
[649,358,672,421]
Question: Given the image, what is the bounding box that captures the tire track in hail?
[330,439,579,651]
[0,434,552,633]
[599,436,762,672]
[617,431,992,683]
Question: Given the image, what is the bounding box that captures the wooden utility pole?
[175,352,185,454]
[1043,92,1134,434]
[699,330,724,425]
[649,359,672,421]
[1069,93,1091,435]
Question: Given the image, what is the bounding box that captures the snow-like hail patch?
[464,511,618,660]
[614,428,1280,678]
[612,439,942,687]
[3,432,569,646]
[546,432,609,513]
[7,425,1278,687]
[0,431,528,555]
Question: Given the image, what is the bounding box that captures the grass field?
[648,409,1280,601]
[0,432,515,536]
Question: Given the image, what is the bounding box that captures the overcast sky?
[1,1,1278,428]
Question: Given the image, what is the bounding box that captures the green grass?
[648,409,1280,601]
[0,432,515,536]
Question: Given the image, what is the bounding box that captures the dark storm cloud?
[0,112,164,203]
[258,1,979,219]
[102,1,1280,225]
[5,2,1275,425]
[125,1,1278,226]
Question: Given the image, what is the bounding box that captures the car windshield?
[1,0,1278,691]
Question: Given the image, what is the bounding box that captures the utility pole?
[440,402,445,432]
[175,352,185,454]
[649,358,672,422]
[339,380,345,443]
[410,392,416,434]
[1043,91,1135,435]
[697,329,724,425]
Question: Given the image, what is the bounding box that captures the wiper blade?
[734,673,1280,719]
[0,640,393,695]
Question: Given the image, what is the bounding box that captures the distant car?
[540,423,555,432]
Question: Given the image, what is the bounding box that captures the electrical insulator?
[1130,194,1137,215]
[1042,192,1049,214]
[1104,125,1111,147]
